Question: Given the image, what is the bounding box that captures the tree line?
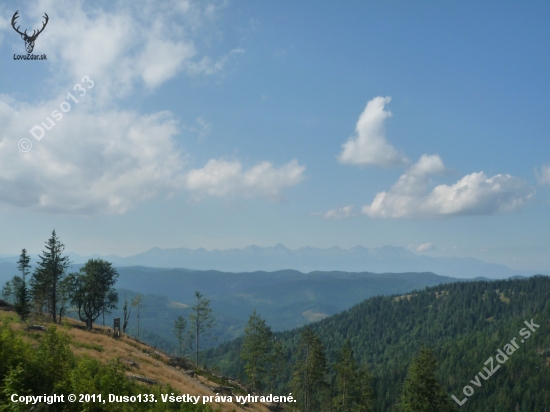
[2,230,218,364]
[2,230,118,330]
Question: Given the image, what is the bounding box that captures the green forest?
[206,276,550,411]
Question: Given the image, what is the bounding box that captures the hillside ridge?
[0,310,273,412]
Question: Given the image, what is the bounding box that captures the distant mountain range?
[0,244,544,280]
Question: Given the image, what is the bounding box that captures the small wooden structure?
[113,317,121,338]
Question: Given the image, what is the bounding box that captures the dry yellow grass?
[301,310,328,322]
[393,293,416,302]
[435,290,449,298]
[498,292,511,304]
[1,312,273,412]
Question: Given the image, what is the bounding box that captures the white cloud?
[7,0,240,98]
[0,10,8,48]
[185,159,305,201]
[196,117,213,141]
[0,94,305,213]
[362,155,533,219]
[390,154,446,196]
[0,1,297,215]
[536,164,550,186]
[332,95,537,220]
[416,242,435,252]
[312,205,356,220]
[183,117,213,142]
[137,38,196,89]
[0,96,184,215]
[407,243,435,252]
[338,96,408,167]
[185,48,245,76]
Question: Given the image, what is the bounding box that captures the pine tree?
[356,363,375,412]
[334,340,359,412]
[398,347,457,412]
[291,327,328,412]
[241,309,273,391]
[30,230,70,323]
[131,293,143,340]
[189,291,215,366]
[173,315,187,357]
[268,339,287,393]
[331,340,375,411]
[14,249,32,321]
[122,294,131,334]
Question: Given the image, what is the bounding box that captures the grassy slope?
[0,310,272,412]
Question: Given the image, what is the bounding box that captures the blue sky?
[0,0,549,270]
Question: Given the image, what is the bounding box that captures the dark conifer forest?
[205,276,550,411]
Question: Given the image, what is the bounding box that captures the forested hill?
[205,275,550,411]
[113,268,461,332]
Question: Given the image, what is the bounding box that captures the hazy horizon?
[2,243,548,276]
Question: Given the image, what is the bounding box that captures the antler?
[11,11,49,40]
[29,13,49,40]
[11,11,26,37]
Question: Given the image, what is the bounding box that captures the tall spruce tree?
[15,249,32,320]
[291,327,328,412]
[241,309,273,391]
[189,291,215,367]
[30,230,70,323]
[331,340,375,411]
[173,315,187,357]
[268,339,287,393]
[333,340,364,412]
[398,347,457,412]
[355,363,375,412]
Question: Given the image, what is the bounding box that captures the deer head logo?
[11,11,49,54]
